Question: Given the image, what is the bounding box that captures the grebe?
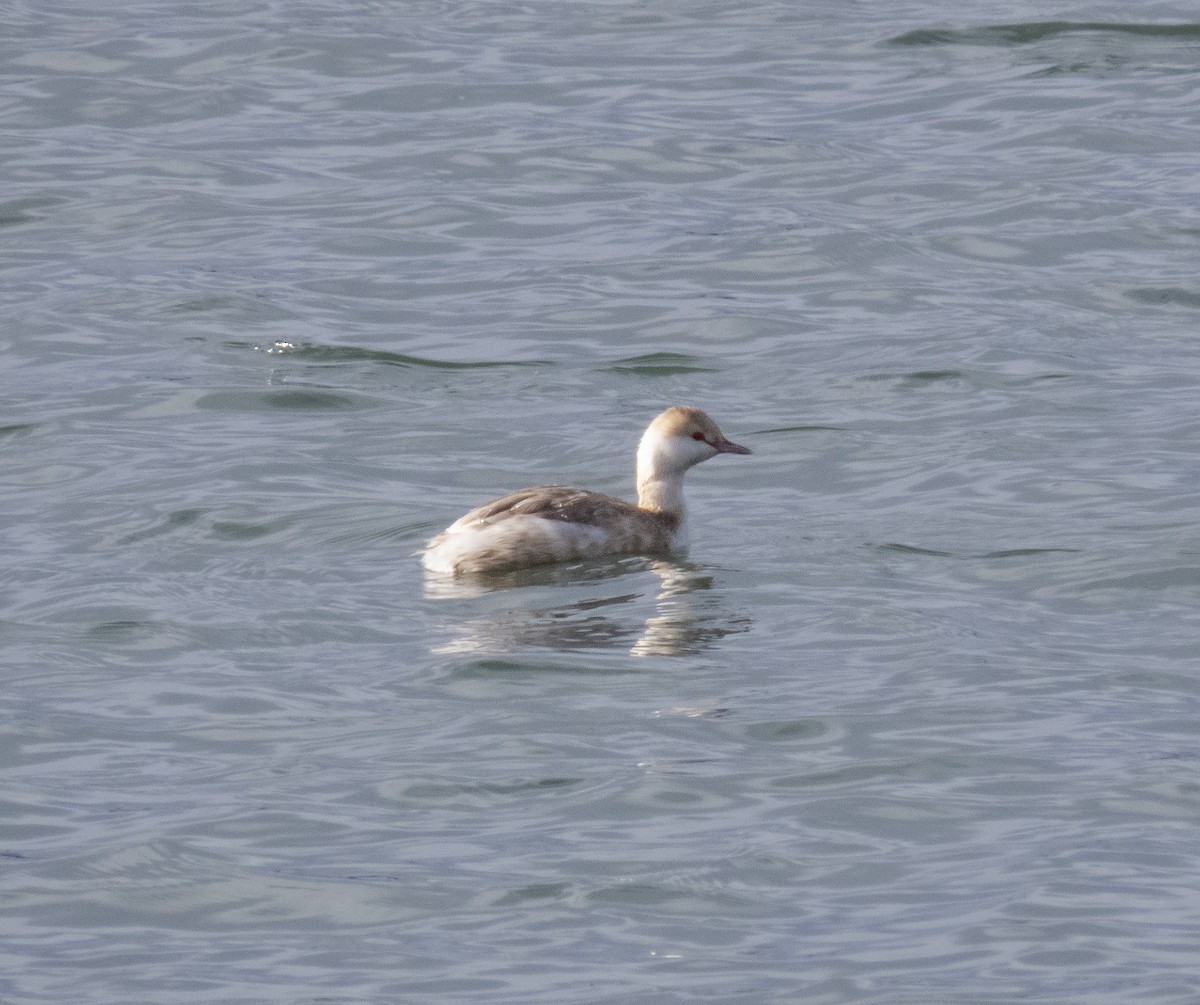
[422,406,751,576]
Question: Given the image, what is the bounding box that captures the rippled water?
[5,2,1200,1003]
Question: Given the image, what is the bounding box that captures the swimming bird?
[422,406,751,576]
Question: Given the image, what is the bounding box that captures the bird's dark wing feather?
[458,485,643,527]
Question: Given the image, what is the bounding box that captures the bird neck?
[635,434,689,516]
[636,471,687,516]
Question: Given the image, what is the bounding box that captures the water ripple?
[6,1,1200,1003]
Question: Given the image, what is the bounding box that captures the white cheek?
[665,441,701,467]
[683,440,718,465]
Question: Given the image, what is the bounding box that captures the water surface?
[4,2,1200,1003]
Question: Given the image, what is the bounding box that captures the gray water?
[4,1,1200,1002]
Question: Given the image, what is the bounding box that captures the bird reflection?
[425,558,750,657]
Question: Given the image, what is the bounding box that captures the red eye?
[692,431,706,441]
